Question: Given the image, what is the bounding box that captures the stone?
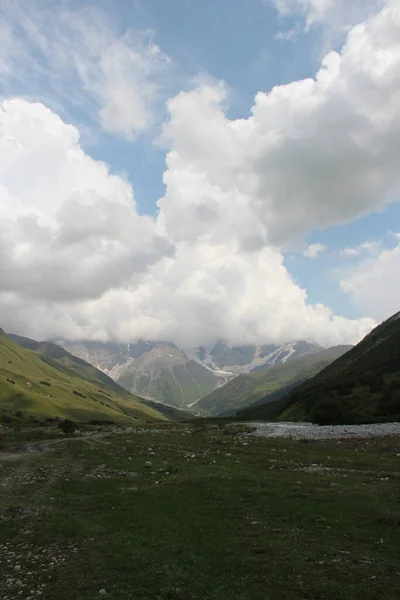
[145,461,152,468]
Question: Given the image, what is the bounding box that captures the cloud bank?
[1,0,400,347]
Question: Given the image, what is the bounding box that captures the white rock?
[99,590,107,596]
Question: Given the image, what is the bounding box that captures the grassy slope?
[197,346,352,417]
[8,334,141,396]
[267,312,400,424]
[0,426,399,600]
[0,330,166,423]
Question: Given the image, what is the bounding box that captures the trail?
[0,432,109,462]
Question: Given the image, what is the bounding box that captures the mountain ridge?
[58,338,324,408]
[196,346,352,417]
[256,311,400,424]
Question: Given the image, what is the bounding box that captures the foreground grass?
[0,424,399,600]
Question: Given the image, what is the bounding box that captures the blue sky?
[0,0,399,345]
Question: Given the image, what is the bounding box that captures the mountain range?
[58,339,324,408]
[2,310,399,425]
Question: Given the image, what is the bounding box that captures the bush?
[40,380,51,387]
[73,390,86,398]
[58,419,76,435]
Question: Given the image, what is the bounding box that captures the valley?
[2,310,400,427]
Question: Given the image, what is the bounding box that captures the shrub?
[40,380,51,387]
[73,390,86,398]
[58,419,76,435]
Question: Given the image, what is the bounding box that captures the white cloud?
[0,97,375,347]
[0,98,170,303]
[341,247,360,257]
[271,0,385,30]
[340,241,381,258]
[4,1,400,348]
[340,240,400,319]
[158,1,400,249]
[303,243,327,258]
[0,1,170,139]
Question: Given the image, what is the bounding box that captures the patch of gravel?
[247,421,400,440]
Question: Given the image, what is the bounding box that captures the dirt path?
[0,432,110,462]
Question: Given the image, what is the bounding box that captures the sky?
[0,0,399,348]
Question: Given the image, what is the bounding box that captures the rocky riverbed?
[248,421,400,439]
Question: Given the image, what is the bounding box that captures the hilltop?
[0,330,168,423]
[196,346,351,417]
[262,311,400,425]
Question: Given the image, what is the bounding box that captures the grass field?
[1,424,399,600]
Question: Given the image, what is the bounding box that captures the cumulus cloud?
[303,243,327,258]
[0,0,170,138]
[0,97,375,348]
[0,99,170,303]
[340,239,400,320]
[159,1,400,248]
[4,1,400,347]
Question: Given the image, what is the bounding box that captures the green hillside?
[0,330,166,423]
[265,312,400,425]
[8,334,138,397]
[196,346,351,417]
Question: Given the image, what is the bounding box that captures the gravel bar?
[247,421,400,440]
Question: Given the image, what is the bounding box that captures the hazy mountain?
[58,338,324,408]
